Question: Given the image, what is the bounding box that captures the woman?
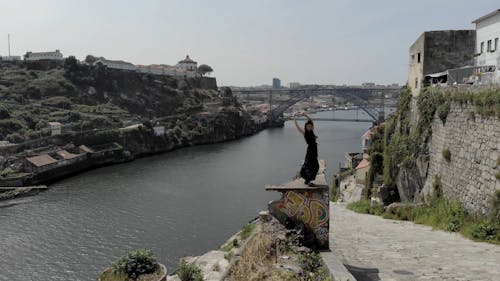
[294,112,319,186]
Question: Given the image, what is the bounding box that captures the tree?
[64,56,78,72]
[197,64,213,76]
[85,55,97,64]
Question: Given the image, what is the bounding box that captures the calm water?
[0,110,371,281]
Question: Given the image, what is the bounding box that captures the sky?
[0,0,498,86]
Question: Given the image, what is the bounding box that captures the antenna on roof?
[8,33,11,56]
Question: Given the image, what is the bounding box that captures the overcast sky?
[0,1,498,86]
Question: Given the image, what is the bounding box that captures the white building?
[48,122,62,136]
[473,9,500,84]
[25,50,64,61]
[176,55,197,72]
[95,59,137,71]
[1,55,21,61]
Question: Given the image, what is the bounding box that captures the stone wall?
[422,102,500,215]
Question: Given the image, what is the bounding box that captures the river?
[0,110,380,281]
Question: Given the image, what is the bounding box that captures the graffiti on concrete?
[278,191,329,239]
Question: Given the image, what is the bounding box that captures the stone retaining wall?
[422,102,500,215]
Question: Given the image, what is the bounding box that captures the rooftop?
[178,55,197,64]
[56,150,81,160]
[472,9,500,24]
[26,154,58,167]
[356,159,370,170]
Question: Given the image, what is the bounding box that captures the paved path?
[328,203,500,281]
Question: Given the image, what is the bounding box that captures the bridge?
[232,86,400,125]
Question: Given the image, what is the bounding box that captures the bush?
[112,249,158,279]
[442,148,451,162]
[6,132,25,143]
[178,262,203,281]
[470,220,500,242]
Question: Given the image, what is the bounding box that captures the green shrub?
[178,262,203,281]
[6,132,25,143]
[111,249,158,279]
[347,200,371,214]
[496,172,500,181]
[384,204,415,221]
[442,148,451,162]
[299,252,322,273]
[470,220,500,241]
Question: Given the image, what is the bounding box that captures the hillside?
[0,59,221,142]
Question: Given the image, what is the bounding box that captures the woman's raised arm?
[302,112,313,121]
[294,113,304,135]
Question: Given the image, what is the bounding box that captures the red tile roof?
[355,159,370,170]
[26,154,58,167]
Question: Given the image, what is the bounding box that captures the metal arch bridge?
[232,86,400,123]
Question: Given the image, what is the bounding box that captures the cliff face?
[421,103,500,215]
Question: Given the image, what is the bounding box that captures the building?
[95,59,137,71]
[153,126,165,137]
[176,55,197,72]
[48,122,62,136]
[361,127,378,153]
[289,82,301,88]
[344,152,363,169]
[24,50,63,61]
[137,64,196,78]
[272,78,281,89]
[354,159,370,185]
[1,55,21,61]
[362,82,376,87]
[408,30,476,95]
[24,154,58,173]
[473,9,500,84]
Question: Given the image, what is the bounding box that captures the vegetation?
[197,64,213,76]
[347,189,500,245]
[178,262,203,281]
[240,223,255,240]
[107,249,159,280]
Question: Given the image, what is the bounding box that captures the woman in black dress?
[294,112,319,186]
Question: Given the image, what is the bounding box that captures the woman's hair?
[304,120,314,131]
[304,120,316,144]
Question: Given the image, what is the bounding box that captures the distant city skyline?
[0,0,498,86]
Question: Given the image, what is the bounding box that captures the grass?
[347,195,500,245]
[240,223,255,240]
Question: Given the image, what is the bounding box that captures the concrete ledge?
[321,249,356,281]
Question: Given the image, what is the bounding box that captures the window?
[415,77,418,89]
[480,42,484,53]
[487,40,492,52]
[417,52,421,63]
[495,38,499,52]
[410,54,415,62]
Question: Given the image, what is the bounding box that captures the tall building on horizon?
[272,78,281,89]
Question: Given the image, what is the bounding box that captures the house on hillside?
[24,50,64,61]
[176,55,198,72]
[95,59,137,71]
[473,9,500,84]
[408,30,476,95]
[24,154,58,173]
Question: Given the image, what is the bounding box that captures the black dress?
[300,130,319,183]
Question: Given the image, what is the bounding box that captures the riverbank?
[0,111,279,196]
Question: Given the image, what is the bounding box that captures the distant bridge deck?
[291,117,374,123]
